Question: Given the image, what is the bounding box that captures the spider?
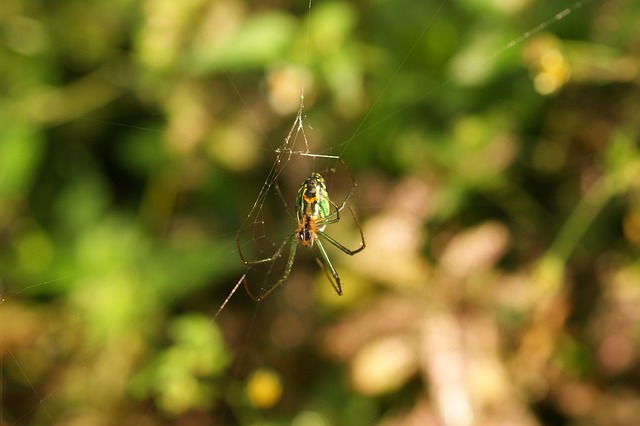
[237,159,366,301]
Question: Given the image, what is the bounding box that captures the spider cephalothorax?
[295,215,317,247]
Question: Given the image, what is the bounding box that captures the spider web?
[216,0,595,317]
[218,94,362,316]
[0,0,598,424]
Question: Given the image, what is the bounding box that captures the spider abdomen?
[296,173,331,222]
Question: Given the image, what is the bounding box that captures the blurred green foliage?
[2,0,640,425]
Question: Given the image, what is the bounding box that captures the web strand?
[336,0,594,155]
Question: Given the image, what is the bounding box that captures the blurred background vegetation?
[1,0,640,425]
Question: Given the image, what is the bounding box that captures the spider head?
[296,215,318,247]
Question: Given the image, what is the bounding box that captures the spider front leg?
[316,198,342,226]
[315,239,343,295]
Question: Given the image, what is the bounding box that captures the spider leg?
[244,239,298,302]
[329,157,358,213]
[315,239,342,295]
[237,231,295,265]
[316,198,342,226]
[317,157,359,226]
[318,207,366,255]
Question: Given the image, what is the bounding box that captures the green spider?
[237,161,366,301]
